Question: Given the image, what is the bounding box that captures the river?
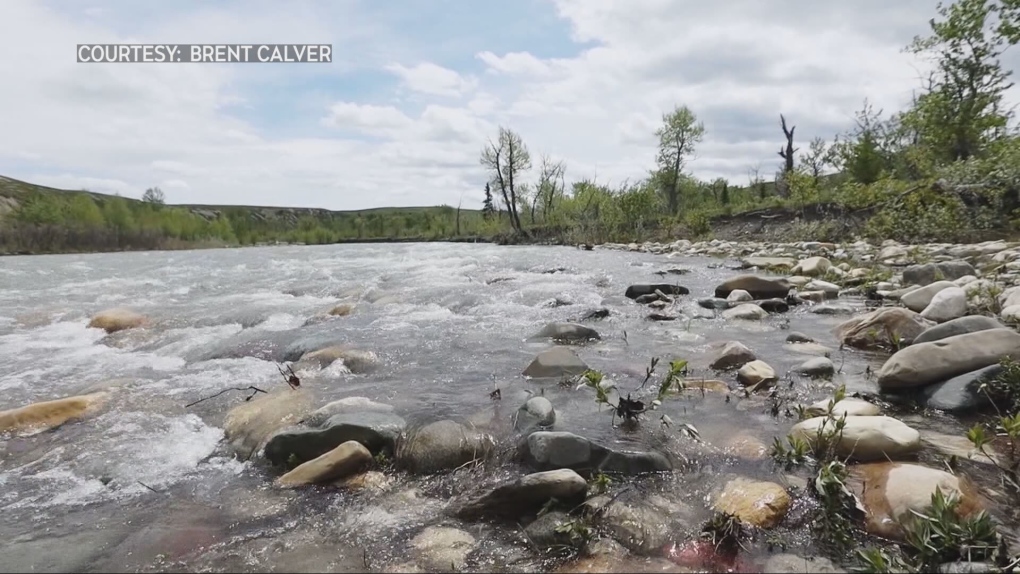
[0,242,987,572]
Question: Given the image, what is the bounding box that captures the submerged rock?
[578,307,611,321]
[796,357,835,378]
[87,308,148,334]
[0,392,110,435]
[805,397,880,417]
[223,388,314,459]
[523,347,589,378]
[519,431,671,476]
[410,526,475,572]
[448,468,587,520]
[396,420,495,474]
[722,303,768,320]
[713,477,791,529]
[295,345,380,374]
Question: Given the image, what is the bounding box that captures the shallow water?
[0,243,987,572]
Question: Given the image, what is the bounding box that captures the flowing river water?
[0,242,1004,572]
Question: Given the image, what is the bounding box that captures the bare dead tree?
[778,114,798,173]
[537,154,567,220]
[480,127,531,234]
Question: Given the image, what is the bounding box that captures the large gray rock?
[877,328,1020,391]
[900,281,957,312]
[920,364,1005,413]
[903,261,976,287]
[919,287,967,323]
[834,307,934,350]
[624,284,689,299]
[447,469,587,520]
[515,396,556,433]
[263,411,407,465]
[913,315,1006,345]
[714,275,792,300]
[697,297,733,310]
[396,420,495,474]
[519,431,671,476]
[529,322,600,343]
[522,347,589,378]
[709,341,756,371]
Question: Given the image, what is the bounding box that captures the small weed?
[588,472,612,496]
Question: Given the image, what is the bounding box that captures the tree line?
[477,0,1020,244]
[2,0,1019,255]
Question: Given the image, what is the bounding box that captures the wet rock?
[410,526,475,572]
[709,341,756,371]
[588,497,672,554]
[913,315,1006,345]
[762,554,844,573]
[847,462,984,541]
[804,279,841,298]
[805,397,881,417]
[625,284,689,299]
[786,332,815,343]
[635,294,661,304]
[264,411,407,465]
[554,553,690,573]
[195,328,301,362]
[713,478,791,528]
[790,415,920,461]
[834,307,933,350]
[340,470,394,492]
[448,468,587,520]
[792,256,832,277]
[224,388,314,459]
[524,511,574,548]
[903,261,976,286]
[87,307,148,333]
[715,275,792,300]
[647,312,679,321]
[722,303,768,320]
[798,290,827,304]
[722,434,769,459]
[920,364,1004,413]
[901,281,957,312]
[295,345,380,374]
[300,396,395,427]
[919,286,968,323]
[275,440,372,487]
[697,297,732,310]
[396,420,495,474]
[757,298,790,313]
[877,329,1020,391]
[515,396,556,433]
[796,357,835,378]
[809,304,855,316]
[530,322,601,343]
[737,360,777,387]
[329,303,355,316]
[523,347,589,378]
[519,431,671,476]
[0,392,110,435]
[726,289,753,302]
[938,563,998,574]
[579,308,611,321]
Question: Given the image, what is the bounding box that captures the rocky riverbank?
[3,238,1020,572]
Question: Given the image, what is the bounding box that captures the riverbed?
[0,241,1009,572]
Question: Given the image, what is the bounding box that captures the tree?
[142,187,165,205]
[480,126,531,234]
[905,0,1020,161]
[802,137,829,185]
[748,164,768,200]
[536,154,567,221]
[655,105,705,214]
[482,182,495,219]
[830,100,893,184]
[777,114,798,173]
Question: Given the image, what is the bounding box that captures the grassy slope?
[0,175,483,219]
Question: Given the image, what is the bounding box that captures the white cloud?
[0,0,1015,210]
[385,62,477,97]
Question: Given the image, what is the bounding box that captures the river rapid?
[0,242,1000,573]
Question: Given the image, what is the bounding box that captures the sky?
[0,0,1016,211]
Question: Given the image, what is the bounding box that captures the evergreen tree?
[482,182,495,219]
